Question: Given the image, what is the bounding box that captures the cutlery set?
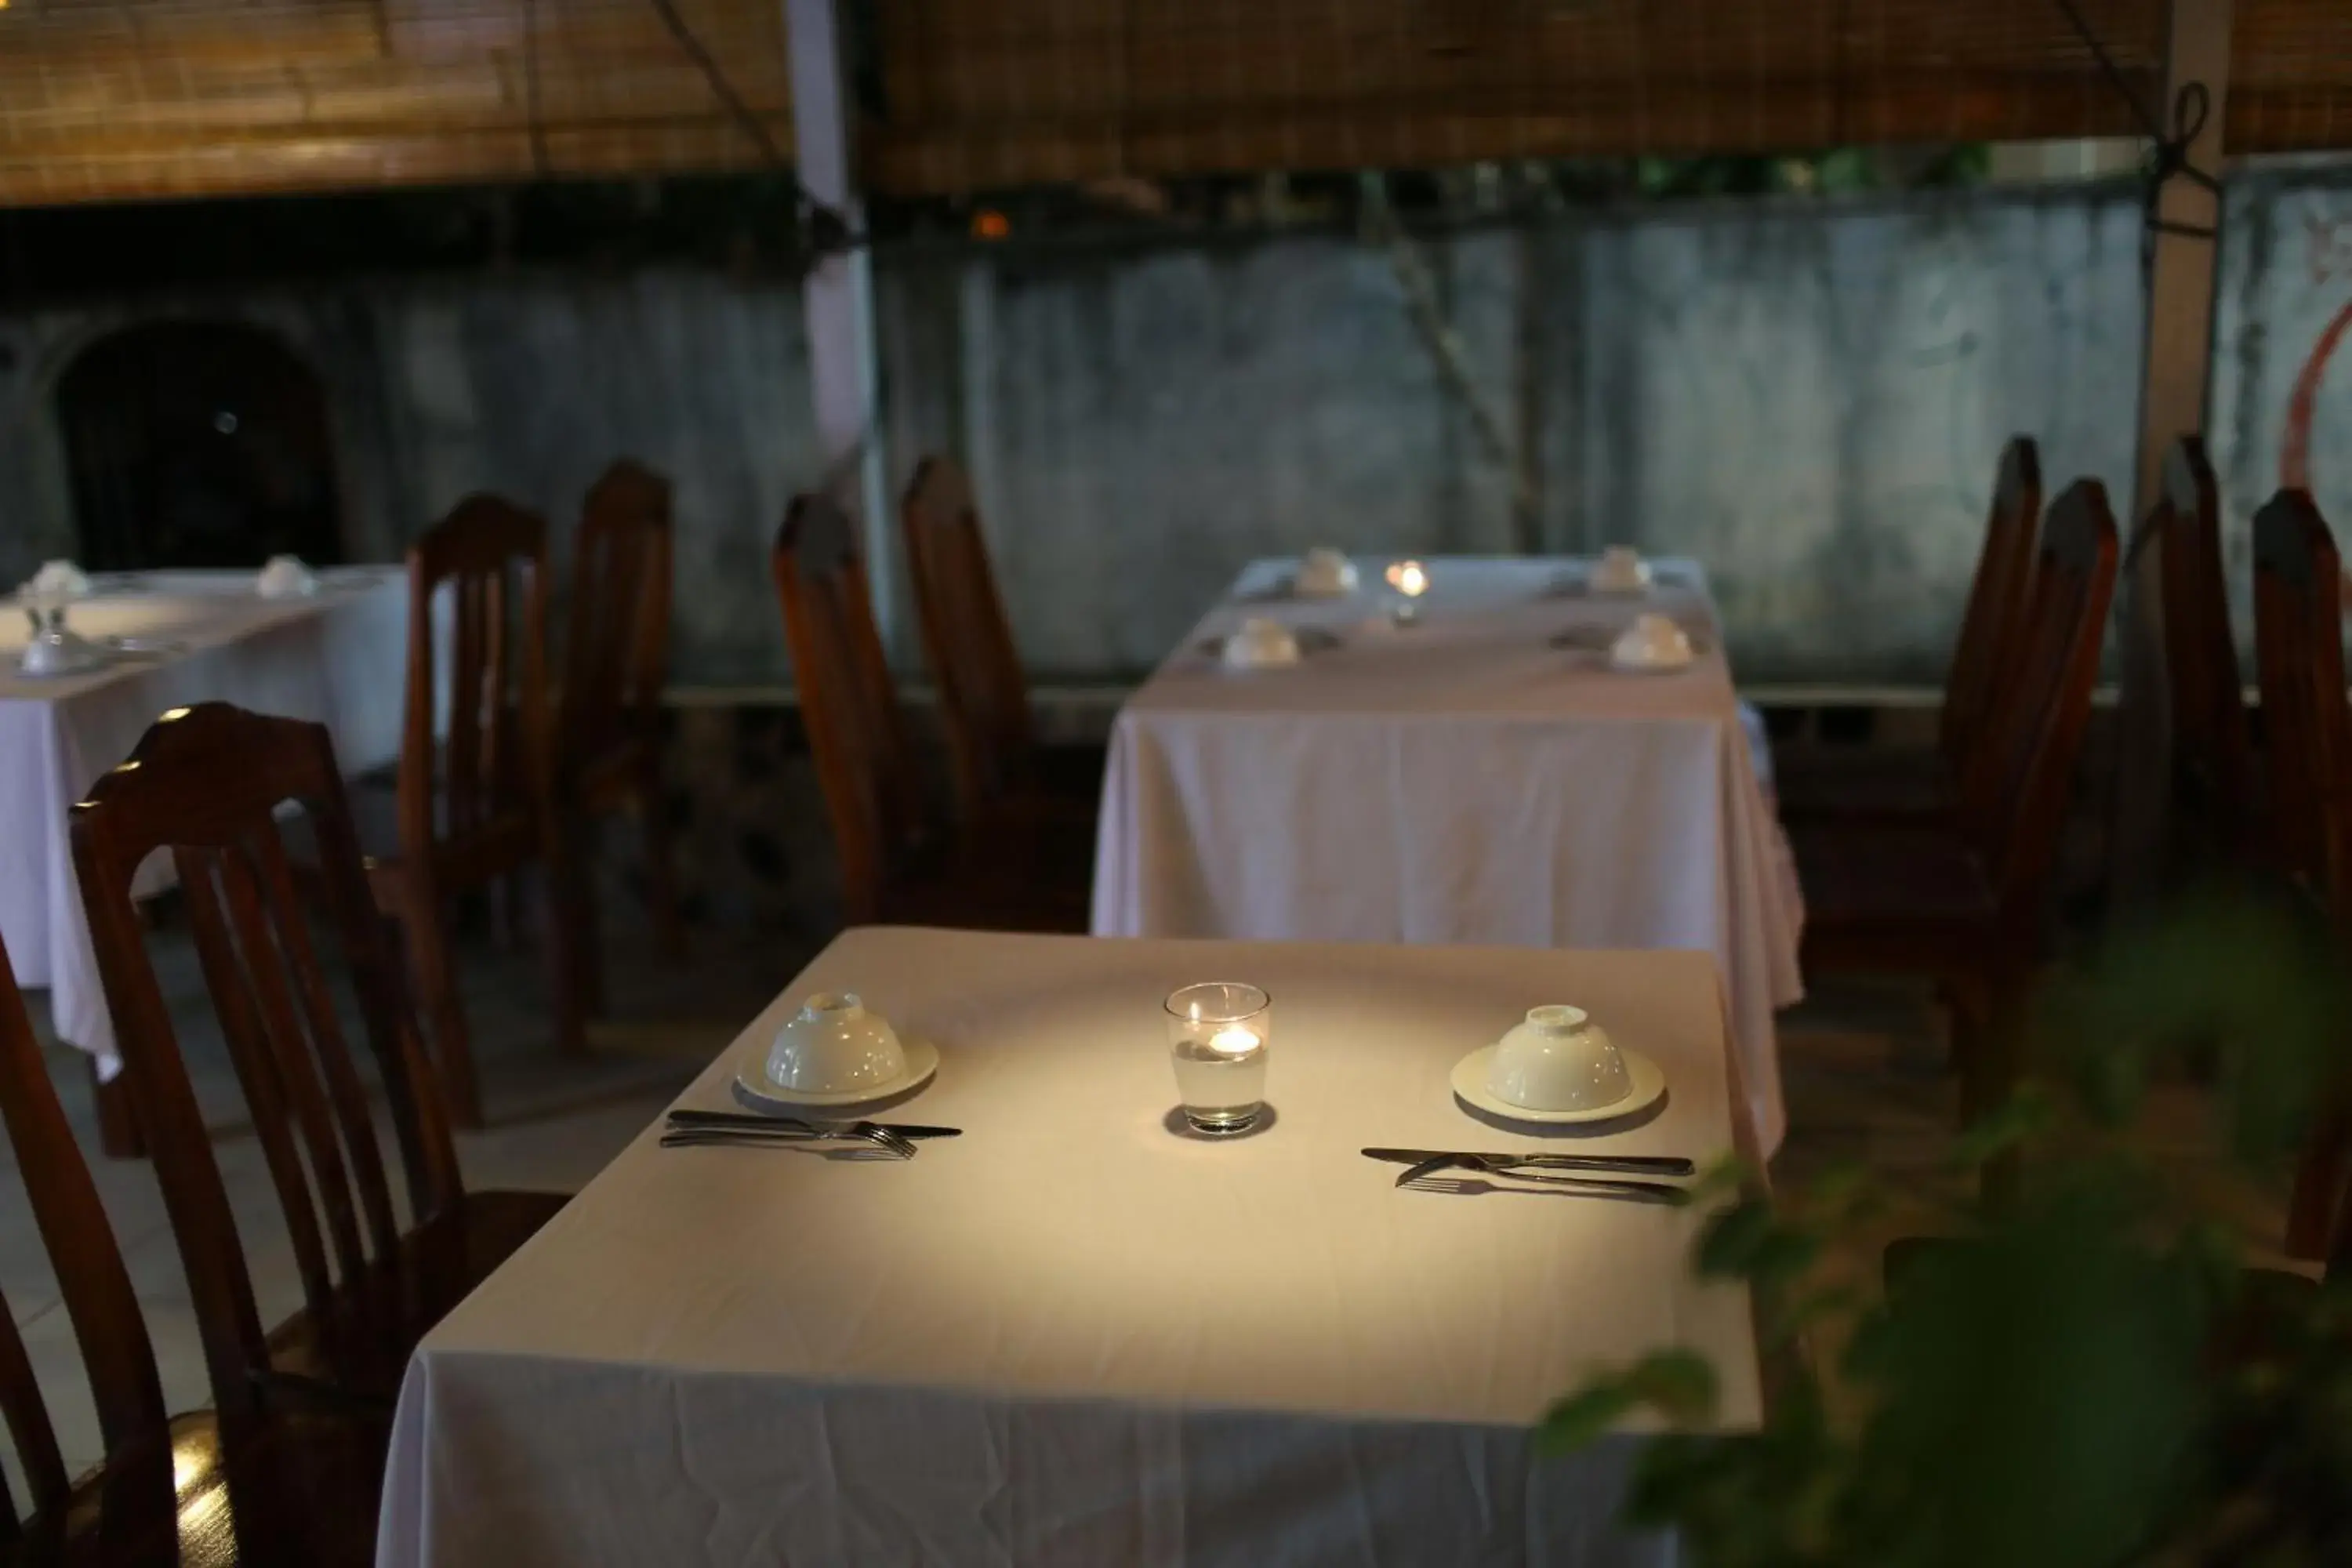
[659,1114,1691,1202]
[660,1109,959,1158]
[1362,1147,1693,1202]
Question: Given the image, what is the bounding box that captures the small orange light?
[1385,560,1428,597]
[971,209,1010,241]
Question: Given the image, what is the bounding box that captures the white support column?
[785,0,895,651]
[2110,0,2233,906]
[2132,0,2232,514]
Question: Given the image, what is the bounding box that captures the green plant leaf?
[1690,1154,1755,1200]
[1537,1381,1637,1452]
[1948,1087,2053,1169]
[1626,1348,1720,1424]
[1694,1198,1775,1276]
[1540,1351,1721,1452]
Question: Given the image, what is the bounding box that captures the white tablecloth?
[377,926,1761,1567]
[0,568,408,1071]
[1090,557,1804,1156]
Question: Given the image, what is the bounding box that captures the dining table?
[376,924,1762,1567]
[0,566,409,1071]
[1089,556,1806,1156]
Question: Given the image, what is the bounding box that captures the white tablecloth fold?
[0,568,408,1070]
[376,928,1762,1567]
[1090,557,1804,1153]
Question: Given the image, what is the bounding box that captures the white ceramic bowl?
[765,993,907,1095]
[1610,612,1693,670]
[27,560,91,601]
[1222,617,1302,670]
[1294,547,1359,597]
[1486,1004,1632,1112]
[256,555,321,598]
[1591,546,1651,595]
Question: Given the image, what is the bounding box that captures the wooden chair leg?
[2287,1107,2347,1261]
[396,869,483,1129]
[637,775,685,962]
[1958,971,2026,1214]
[488,875,528,953]
[571,814,609,1019]
[93,1058,144,1159]
[1953,996,1995,1129]
[538,829,590,1057]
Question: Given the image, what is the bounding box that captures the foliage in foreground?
[1543,895,2352,1568]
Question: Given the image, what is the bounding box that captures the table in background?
[377,926,1761,1567]
[0,567,408,1070]
[1090,556,1803,1154]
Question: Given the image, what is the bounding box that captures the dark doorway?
[56,321,343,571]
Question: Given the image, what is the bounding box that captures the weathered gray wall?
[2212,175,2352,642]
[1575,191,2147,680]
[0,274,818,684]
[2,167,2347,687]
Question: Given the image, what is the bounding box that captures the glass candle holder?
[1165,982,1271,1134]
[1383,559,1429,626]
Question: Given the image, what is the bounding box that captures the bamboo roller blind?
[0,0,2346,207]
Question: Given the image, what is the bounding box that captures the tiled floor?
[1,920,2296,1496]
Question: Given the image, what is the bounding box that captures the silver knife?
[1362,1148,1694,1184]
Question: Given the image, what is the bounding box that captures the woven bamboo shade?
[870,0,2174,191]
[0,0,2347,207]
[2232,0,2352,152]
[0,0,793,205]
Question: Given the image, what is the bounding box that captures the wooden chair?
[1777,437,2043,822]
[2154,436,2252,857]
[900,456,1100,822]
[0,926,392,1564]
[2250,491,2352,1259]
[1791,478,2120,1126]
[374,495,586,1127]
[557,461,684,1011]
[70,703,568,1429]
[773,492,1086,932]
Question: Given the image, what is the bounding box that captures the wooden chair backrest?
[902,456,1036,815]
[557,461,673,786]
[1958,477,2120,920]
[1942,437,2045,766]
[0,933,168,1535]
[2155,437,2252,840]
[401,495,556,858]
[2252,489,2352,905]
[69,704,466,1421]
[772,492,924,924]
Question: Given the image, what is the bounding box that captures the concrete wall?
[880,186,2149,684]
[2212,172,2352,644]
[3,166,2348,688]
[0,273,818,684]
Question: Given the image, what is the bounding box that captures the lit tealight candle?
[1167,982,1273,1135]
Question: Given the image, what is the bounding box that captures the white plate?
[1607,648,1694,675]
[1450,1043,1668,1125]
[1588,566,1653,596]
[15,645,112,679]
[733,1035,939,1111]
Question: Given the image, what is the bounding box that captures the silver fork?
[659,1120,918,1158]
[1404,1172,1689,1204]
[1385,1150,1694,1186]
